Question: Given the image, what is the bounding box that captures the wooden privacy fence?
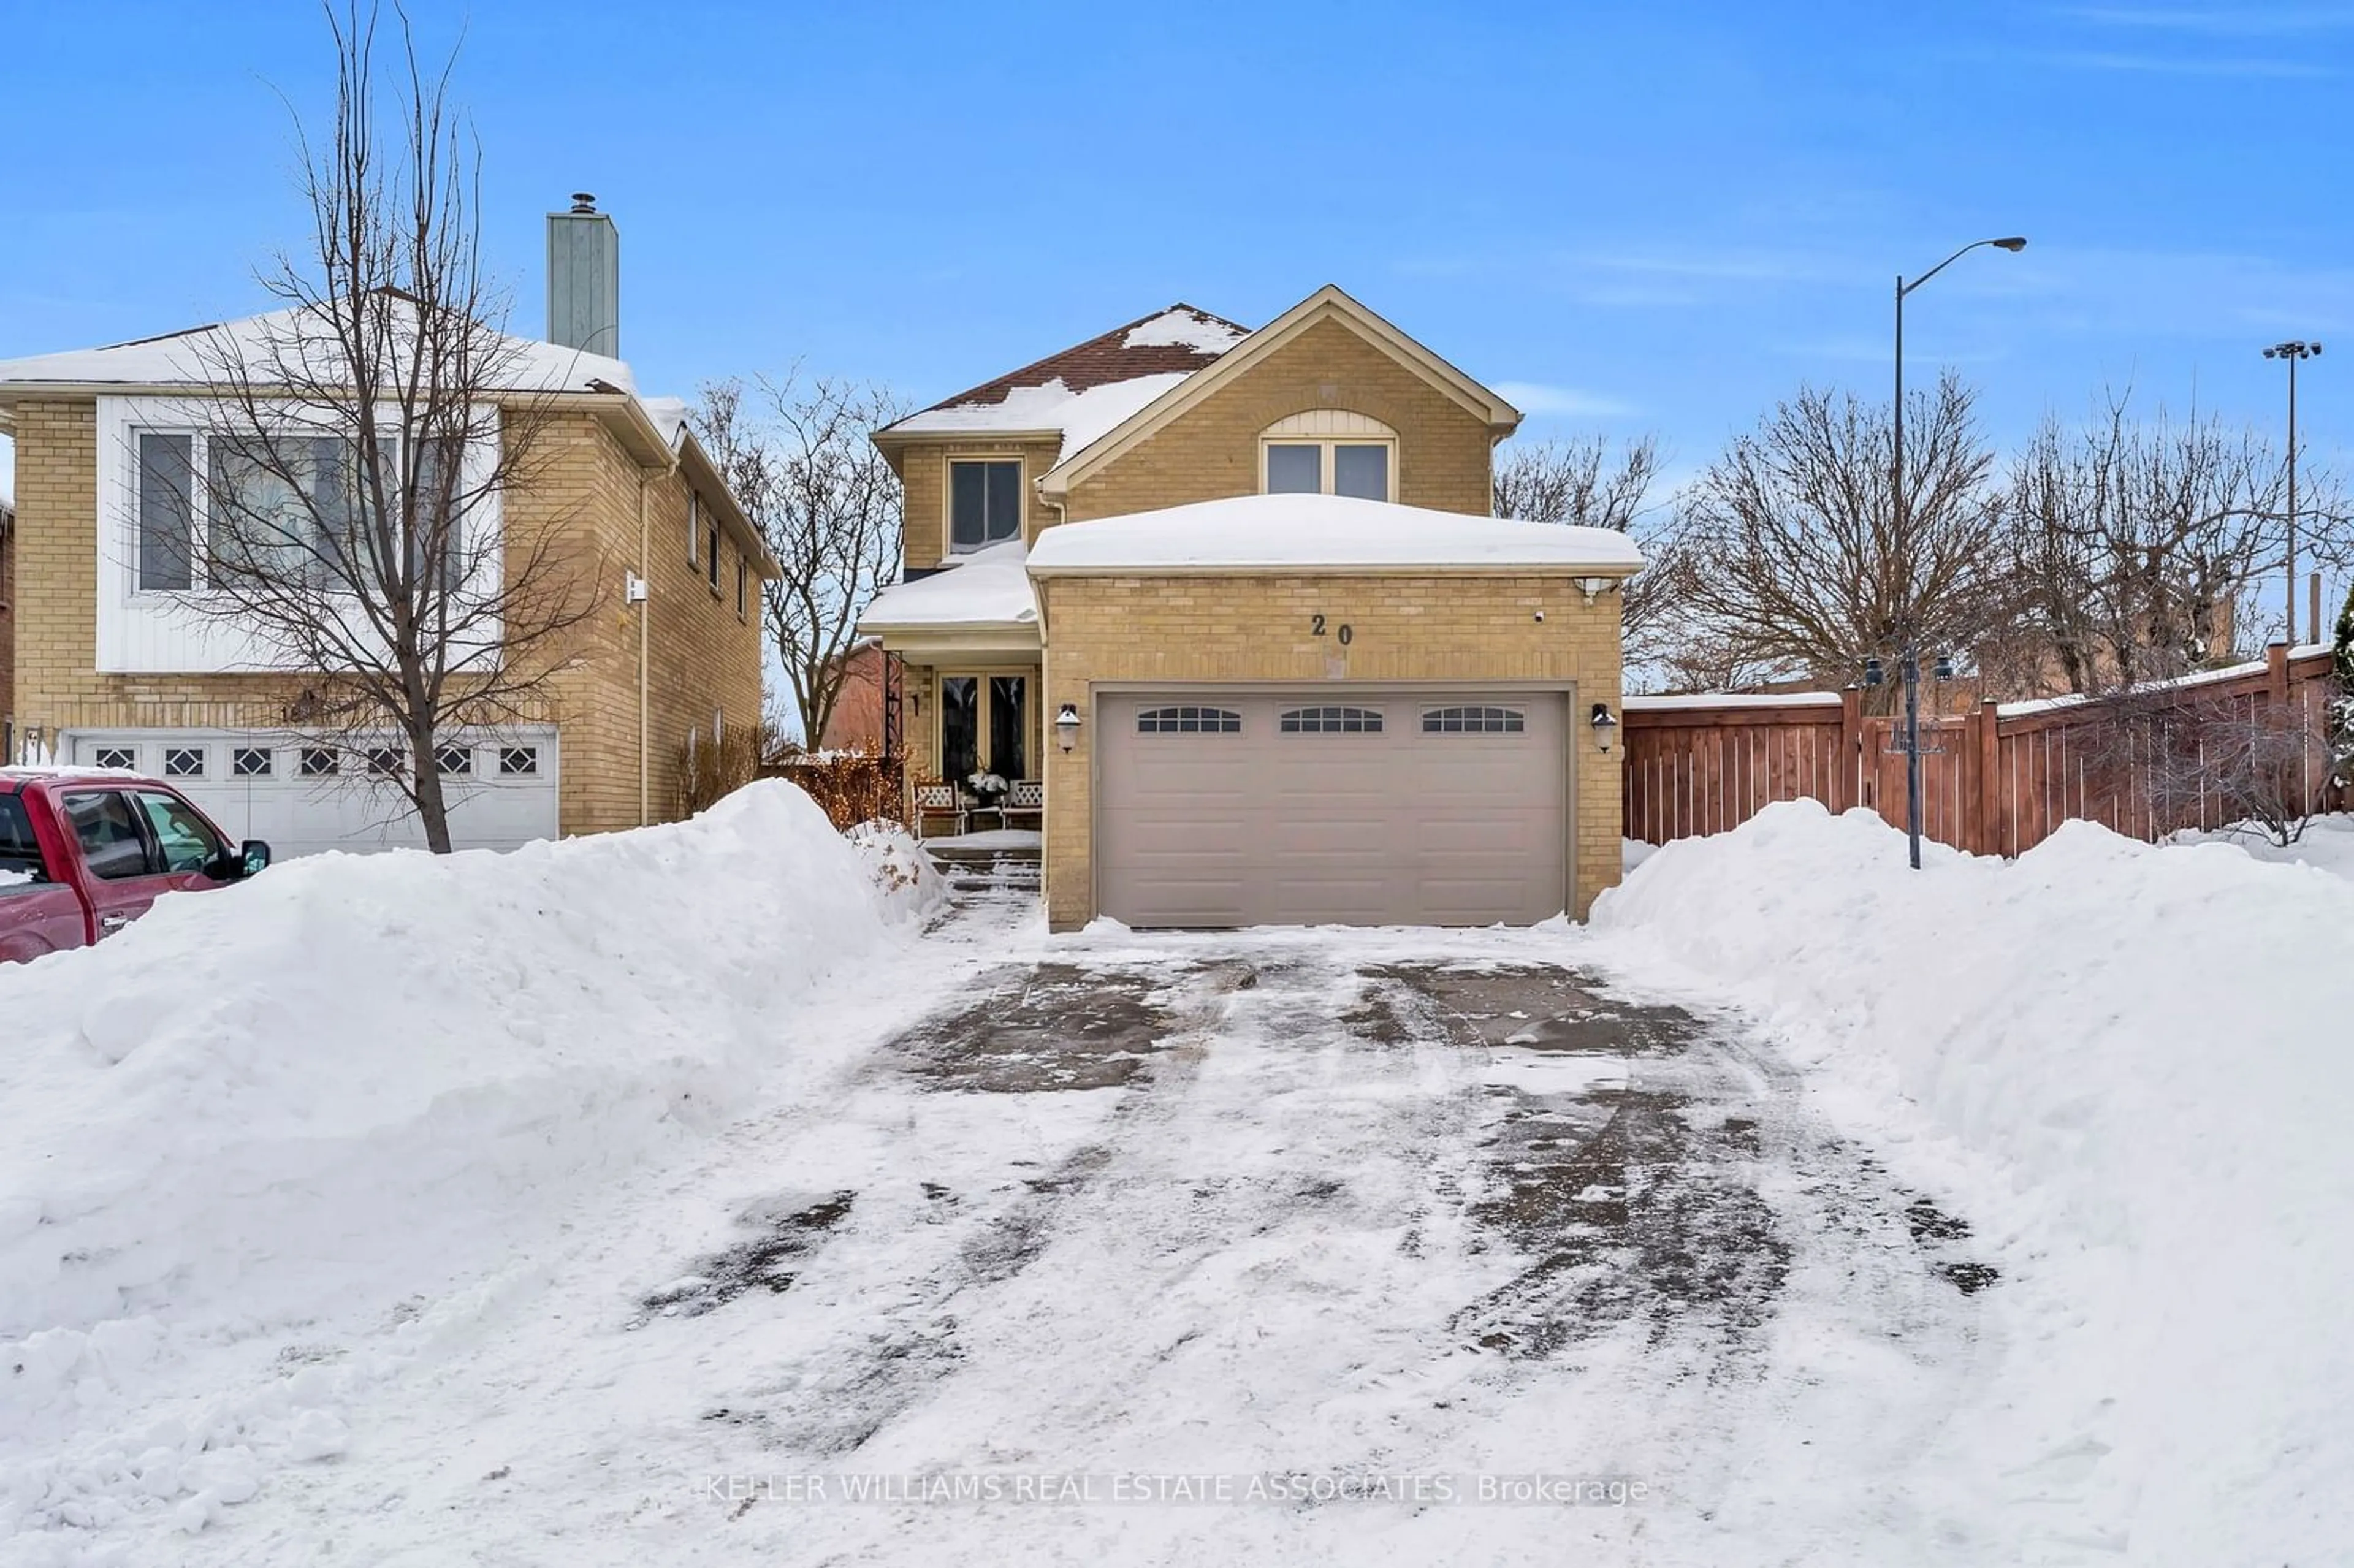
[1623,644,2343,856]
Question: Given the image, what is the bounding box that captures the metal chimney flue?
[547,194,620,357]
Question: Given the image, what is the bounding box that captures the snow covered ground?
[1596,802,2354,1563]
[2,787,2347,1564]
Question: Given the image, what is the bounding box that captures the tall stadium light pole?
[1891,235,2027,870]
[2263,340,2321,644]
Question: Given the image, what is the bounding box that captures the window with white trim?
[436,745,473,777]
[233,746,275,777]
[162,746,206,778]
[300,747,339,777]
[129,427,463,595]
[1280,705,1384,734]
[93,745,138,772]
[1137,705,1241,734]
[1259,411,1397,501]
[1422,705,1526,734]
[949,459,1022,552]
[498,745,541,777]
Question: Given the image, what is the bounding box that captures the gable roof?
[1037,285,1522,500]
[874,304,1249,462]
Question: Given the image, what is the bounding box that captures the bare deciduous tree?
[1666,373,2009,698]
[2085,685,2337,848]
[181,3,595,851]
[1491,433,1683,666]
[1993,390,2341,698]
[693,375,904,748]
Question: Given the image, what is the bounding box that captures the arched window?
[1260,411,1397,502]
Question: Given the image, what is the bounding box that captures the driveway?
[183,904,2003,1567]
[644,916,2002,1564]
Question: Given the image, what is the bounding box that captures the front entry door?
[940,674,1030,784]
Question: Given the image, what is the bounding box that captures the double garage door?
[69,728,562,858]
[1097,690,1568,927]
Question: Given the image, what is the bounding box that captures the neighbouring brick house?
[0,200,775,855]
[861,284,1640,930]
[816,637,889,755]
[0,484,15,750]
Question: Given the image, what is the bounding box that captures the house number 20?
[1310,614,1354,646]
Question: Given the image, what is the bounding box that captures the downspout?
[638,473,650,826]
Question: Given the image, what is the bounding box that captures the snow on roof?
[1121,306,1248,354]
[637,394,692,449]
[878,302,1249,462]
[1023,493,1647,574]
[885,372,1192,464]
[858,539,1038,631]
[0,297,639,398]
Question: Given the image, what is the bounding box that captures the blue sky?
[6,0,2352,588]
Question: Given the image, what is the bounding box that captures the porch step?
[924,839,1043,899]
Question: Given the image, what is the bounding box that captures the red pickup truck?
[0,768,272,962]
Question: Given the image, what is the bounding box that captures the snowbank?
[0,782,916,1547]
[1591,801,2354,1561]
[846,818,949,919]
[2167,812,2354,884]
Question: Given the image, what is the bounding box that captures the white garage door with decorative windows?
[68,726,561,858]
[1096,690,1569,927]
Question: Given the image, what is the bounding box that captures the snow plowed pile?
[0,783,914,1548]
[1593,801,2354,1562]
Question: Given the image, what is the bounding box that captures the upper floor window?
[131,426,460,594]
[736,555,750,620]
[706,517,722,593]
[1260,411,1396,502]
[687,492,701,568]
[950,459,1022,552]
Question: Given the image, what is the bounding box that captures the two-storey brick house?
[0,200,776,855]
[861,284,1640,931]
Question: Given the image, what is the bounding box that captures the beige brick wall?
[1060,318,1496,524]
[4,397,763,838]
[1038,572,1624,931]
[0,512,15,731]
[897,438,1062,573]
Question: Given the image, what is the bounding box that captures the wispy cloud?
[2036,49,2339,75]
[1494,381,1642,419]
[2058,6,2354,35]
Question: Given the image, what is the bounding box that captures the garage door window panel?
[1423,705,1526,734]
[1137,706,1241,734]
[1280,706,1384,734]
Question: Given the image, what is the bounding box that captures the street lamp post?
[1890,235,2026,870]
[2262,340,2322,644]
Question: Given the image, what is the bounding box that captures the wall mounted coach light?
[1590,702,1618,752]
[1056,703,1082,753]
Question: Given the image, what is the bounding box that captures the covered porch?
[855,539,1046,842]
